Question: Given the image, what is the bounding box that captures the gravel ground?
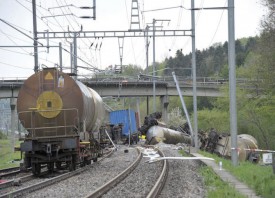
[104,142,205,198]
[13,142,205,198]
[157,143,206,198]
[102,150,163,198]
[0,173,49,195]
[21,145,138,198]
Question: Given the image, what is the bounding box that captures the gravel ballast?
[22,145,138,198]
[18,142,206,198]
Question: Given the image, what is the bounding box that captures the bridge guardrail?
[0,75,262,87]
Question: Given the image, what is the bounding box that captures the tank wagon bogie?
[18,68,106,175]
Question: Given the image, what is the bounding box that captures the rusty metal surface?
[17,68,104,137]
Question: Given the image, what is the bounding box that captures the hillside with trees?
[108,0,274,150]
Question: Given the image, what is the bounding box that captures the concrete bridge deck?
[0,78,224,99]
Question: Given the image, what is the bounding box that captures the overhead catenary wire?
[208,0,227,46]
[0,61,33,70]
[57,0,99,68]
[0,29,32,55]
[142,5,188,13]
[55,0,100,69]
[181,0,205,54]
[19,0,100,72]
[0,18,43,46]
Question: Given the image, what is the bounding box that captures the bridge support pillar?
[160,95,169,123]
[10,97,16,152]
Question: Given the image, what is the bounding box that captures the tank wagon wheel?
[85,158,92,165]
[32,163,41,176]
[68,155,77,171]
[22,156,31,171]
[47,162,54,173]
[55,162,62,169]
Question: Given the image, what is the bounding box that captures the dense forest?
[105,0,275,150]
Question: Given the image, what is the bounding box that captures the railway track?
[96,144,204,198]
[0,167,20,176]
[87,146,168,198]
[0,167,21,183]
[1,144,205,197]
[0,148,114,198]
[0,166,47,183]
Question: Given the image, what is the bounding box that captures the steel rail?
[84,148,142,198]
[146,149,168,198]
[0,148,115,198]
[0,167,19,173]
[0,167,20,177]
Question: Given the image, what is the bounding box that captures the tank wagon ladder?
[37,69,60,134]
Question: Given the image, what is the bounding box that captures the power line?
[31,1,98,71]
[209,0,227,46]
[0,48,32,56]
[142,5,188,13]
[0,18,43,46]
[0,61,33,70]
[0,29,32,55]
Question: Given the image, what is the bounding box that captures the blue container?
[109,109,137,136]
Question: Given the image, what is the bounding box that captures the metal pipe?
[228,0,238,166]
[32,0,39,72]
[191,0,198,149]
[105,129,117,150]
[152,19,156,112]
[59,42,62,71]
[93,0,96,20]
[73,33,78,77]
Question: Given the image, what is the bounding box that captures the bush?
[0,131,7,139]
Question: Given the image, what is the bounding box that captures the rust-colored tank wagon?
[18,68,106,175]
[17,68,105,137]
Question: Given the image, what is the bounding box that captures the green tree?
[122,64,143,76]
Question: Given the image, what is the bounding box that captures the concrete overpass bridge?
[0,77,223,124]
[0,77,223,99]
[0,75,257,125]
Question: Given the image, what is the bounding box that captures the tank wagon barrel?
[146,126,191,145]
[17,68,106,175]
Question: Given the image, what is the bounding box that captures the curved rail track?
[86,147,169,198]
[1,144,206,197]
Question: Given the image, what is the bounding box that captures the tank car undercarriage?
[21,136,103,176]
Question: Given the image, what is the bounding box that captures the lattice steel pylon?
[129,0,141,31]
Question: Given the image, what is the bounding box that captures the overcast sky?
[0,0,266,78]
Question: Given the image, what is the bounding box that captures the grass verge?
[0,139,22,169]
[200,165,246,198]
[179,150,245,198]
[199,150,275,198]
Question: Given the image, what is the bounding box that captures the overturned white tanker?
[201,131,260,162]
[145,126,259,162]
[139,112,260,163]
[146,126,191,145]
